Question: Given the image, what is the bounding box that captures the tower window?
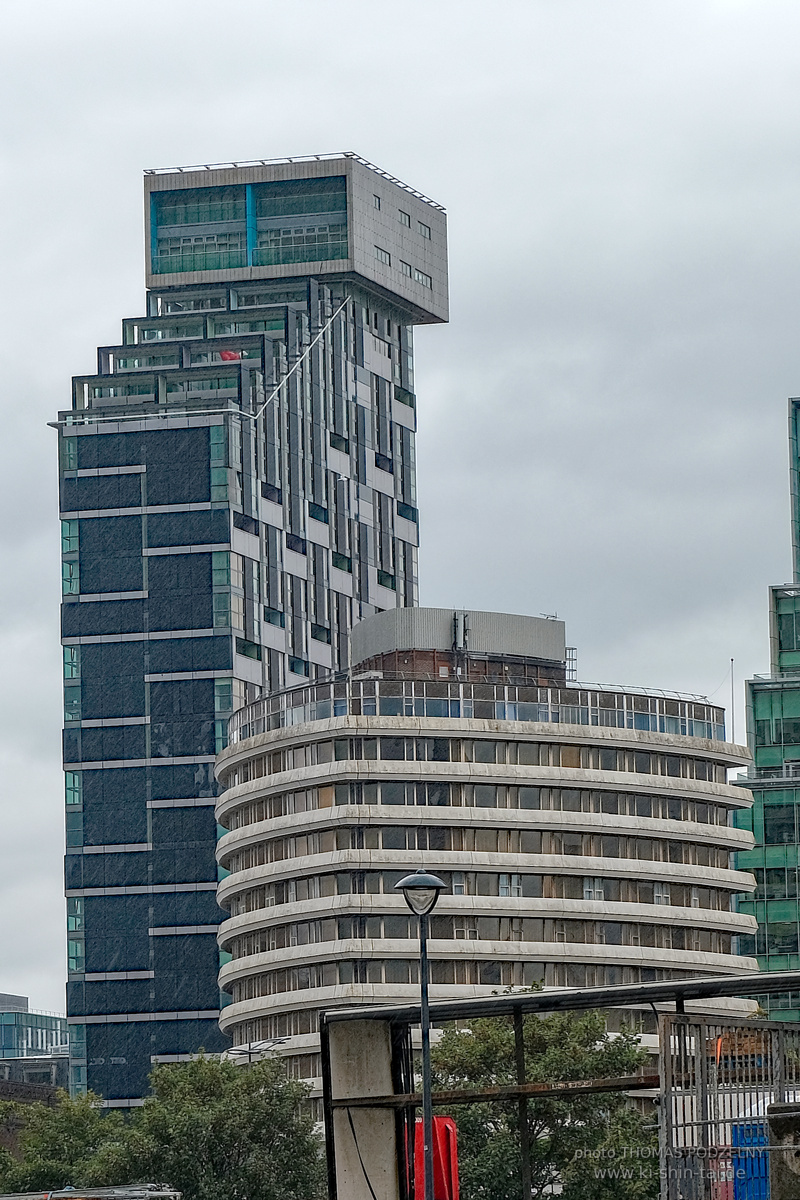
[499,873,522,898]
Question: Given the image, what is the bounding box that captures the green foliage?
[431,1009,658,1200]
[0,1057,325,1200]
[0,1093,126,1192]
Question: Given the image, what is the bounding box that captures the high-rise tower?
[56,154,448,1104]
[737,399,800,1013]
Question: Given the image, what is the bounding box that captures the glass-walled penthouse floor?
[228,678,726,745]
[150,177,348,275]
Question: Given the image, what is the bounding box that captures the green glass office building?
[737,400,800,1015]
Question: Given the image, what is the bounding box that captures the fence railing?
[659,1012,800,1199]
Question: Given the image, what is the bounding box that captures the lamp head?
[395,869,447,916]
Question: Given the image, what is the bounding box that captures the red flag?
[219,350,241,361]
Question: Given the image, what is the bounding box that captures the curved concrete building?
[214,609,758,1084]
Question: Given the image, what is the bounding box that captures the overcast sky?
[1,0,798,1010]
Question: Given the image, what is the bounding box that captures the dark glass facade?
[58,156,447,1104]
[60,418,235,1102]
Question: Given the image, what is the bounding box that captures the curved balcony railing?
[228,677,726,746]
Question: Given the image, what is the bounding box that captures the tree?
[0,1056,325,1200]
[431,1008,658,1200]
[0,1092,126,1192]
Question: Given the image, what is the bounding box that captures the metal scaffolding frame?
[320,970,800,1200]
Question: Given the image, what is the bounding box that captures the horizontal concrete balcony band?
[219,993,760,1033]
[216,845,753,893]
[215,898,757,948]
[215,849,755,899]
[216,759,750,803]
[214,808,753,859]
[215,714,751,772]
[259,1033,321,1055]
[217,996,762,1039]
[217,973,757,1032]
[263,1027,467,1058]
[217,938,758,985]
[215,759,751,819]
[215,804,752,855]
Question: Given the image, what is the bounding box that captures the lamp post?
[396,869,447,1200]
[224,1036,288,1064]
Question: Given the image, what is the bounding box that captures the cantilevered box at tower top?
[143,153,448,324]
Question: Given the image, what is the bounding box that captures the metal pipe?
[323,969,800,1027]
[318,1017,338,1200]
[513,1008,532,1200]
[419,910,434,1200]
[331,1073,660,1109]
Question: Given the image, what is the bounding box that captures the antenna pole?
[730,658,735,743]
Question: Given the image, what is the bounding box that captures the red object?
[414,1116,459,1200]
[219,350,241,361]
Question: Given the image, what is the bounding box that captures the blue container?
[732,1124,769,1200]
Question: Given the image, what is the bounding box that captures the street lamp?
[224,1036,288,1064]
[396,869,447,1200]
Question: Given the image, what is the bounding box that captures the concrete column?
[768,1103,800,1197]
[328,1019,401,1200]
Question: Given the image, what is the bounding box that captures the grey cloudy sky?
[0,0,796,1009]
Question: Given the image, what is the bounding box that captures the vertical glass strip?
[149,192,158,274]
[246,184,256,267]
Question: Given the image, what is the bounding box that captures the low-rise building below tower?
[215,607,757,1090]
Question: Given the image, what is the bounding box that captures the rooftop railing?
[143,152,447,213]
[228,676,727,746]
[739,763,800,782]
